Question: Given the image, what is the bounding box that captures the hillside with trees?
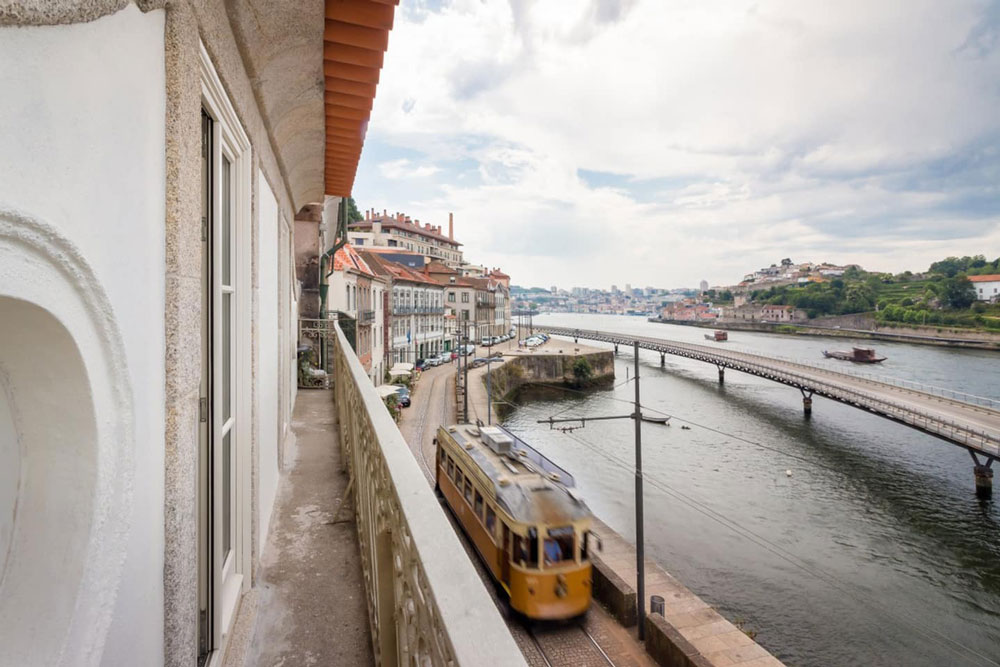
[746,255,999,331]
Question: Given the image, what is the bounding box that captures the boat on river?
[705,330,728,342]
[822,347,886,363]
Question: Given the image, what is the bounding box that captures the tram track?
[526,621,617,667]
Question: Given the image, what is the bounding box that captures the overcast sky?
[352,0,1000,289]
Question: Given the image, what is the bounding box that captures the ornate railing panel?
[332,322,525,666]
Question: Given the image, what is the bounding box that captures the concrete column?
[974,464,993,499]
[803,396,813,417]
[614,344,619,354]
[717,367,724,384]
[660,353,665,366]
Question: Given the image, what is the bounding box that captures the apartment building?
[328,243,389,383]
[349,209,463,267]
[361,251,446,363]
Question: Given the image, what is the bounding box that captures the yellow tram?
[434,424,597,620]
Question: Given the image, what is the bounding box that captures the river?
[502,313,1000,666]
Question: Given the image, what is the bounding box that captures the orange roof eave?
[324,0,398,197]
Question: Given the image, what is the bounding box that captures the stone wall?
[487,349,615,412]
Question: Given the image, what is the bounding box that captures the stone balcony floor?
[239,389,373,666]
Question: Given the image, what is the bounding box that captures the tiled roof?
[333,243,375,277]
[969,274,1000,282]
[358,250,440,287]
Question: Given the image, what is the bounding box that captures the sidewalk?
[240,390,373,667]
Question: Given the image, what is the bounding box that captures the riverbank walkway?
[537,326,1000,494]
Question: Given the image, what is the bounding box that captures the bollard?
[650,595,665,617]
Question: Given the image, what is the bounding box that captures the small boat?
[705,330,728,342]
[822,347,886,363]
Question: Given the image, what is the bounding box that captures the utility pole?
[463,320,469,423]
[633,340,646,640]
[535,339,655,640]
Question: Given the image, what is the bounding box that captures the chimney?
[383,208,387,217]
[448,212,454,240]
[365,209,370,221]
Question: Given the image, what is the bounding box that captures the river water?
[503,313,1000,666]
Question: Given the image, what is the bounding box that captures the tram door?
[501,524,511,585]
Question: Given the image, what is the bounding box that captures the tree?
[347,196,363,223]
[942,275,976,309]
[571,357,593,386]
[844,283,875,313]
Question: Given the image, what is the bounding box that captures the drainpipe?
[318,196,348,371]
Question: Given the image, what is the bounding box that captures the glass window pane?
[221,157,231,285]
[222,292,231,422]
[222,429,231,556]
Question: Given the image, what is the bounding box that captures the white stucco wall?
[258,171,280,544]
[0,6,166,665]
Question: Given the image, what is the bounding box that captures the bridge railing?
[538,326,1000,456]
[331,320,526,666]
[542,326,1000,412]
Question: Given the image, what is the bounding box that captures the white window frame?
[200,40,252,664]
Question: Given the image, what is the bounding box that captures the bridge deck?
[537,326,1000,460]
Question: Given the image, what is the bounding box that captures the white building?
[349,209,463,268]
[0,3,393,664]
[970,274,1000,302]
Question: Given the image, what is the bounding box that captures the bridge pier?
[717,366,724,384]
[660,353,665,366]
[970,452,994,498]
[800,389,814,417]
[614,344,619,354]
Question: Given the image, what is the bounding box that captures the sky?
[352,0,1000,289]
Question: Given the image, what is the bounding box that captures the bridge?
[535,326,1000,497]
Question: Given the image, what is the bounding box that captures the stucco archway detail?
[0,208,135,666]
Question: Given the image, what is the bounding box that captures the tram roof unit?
[445,424,591,525]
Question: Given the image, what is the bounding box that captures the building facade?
[970,274,1000,302]
[0,2,390,665]
[349,209,463,268]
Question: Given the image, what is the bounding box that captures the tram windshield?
[543,526,575,566]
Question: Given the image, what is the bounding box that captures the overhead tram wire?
[510,423,1000,667]
[526,380,850,476]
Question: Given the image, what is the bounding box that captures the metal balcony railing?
[331,322,525,665]
[392,305,446,315]
[359,309,375,324]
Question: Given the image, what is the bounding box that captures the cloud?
[378,158,440,180]
[354,0,1000,288]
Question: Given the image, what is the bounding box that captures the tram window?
[485,506,496,535]
[455,469,462,487]
[544,526,575,565]
[474,491,484,519]
[447,458,453,477]
[463,480,473,504]
[512,534,537,568]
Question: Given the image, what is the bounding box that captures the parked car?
[450,351,458,360]
[435,353,451,365]
[394,386,411,407]
[480,337,491,346]
[415,359,426,371]
[424,356,441,367]
[462,344,476,356]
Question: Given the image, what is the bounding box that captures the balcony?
[359,309,375,324]
[392,305,446,315]
[247,321,523,665]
